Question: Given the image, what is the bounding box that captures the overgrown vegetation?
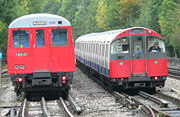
[0,0,180,57]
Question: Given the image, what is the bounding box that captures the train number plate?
[32,79,52,86]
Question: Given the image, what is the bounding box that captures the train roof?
[9,13,71,28]
[76,29,124,43]
[76,27,162,43]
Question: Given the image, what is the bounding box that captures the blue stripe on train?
[76,56,110,76]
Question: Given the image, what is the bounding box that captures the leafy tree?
[137,0,163,33]
[106,0,121,29]
[0,0,29,49]
[159,0,177,56]
[28,0,47,13]
[118,0,141,27]
[15,0,29,17]
[44,0,62,14]
[95,0,109,31]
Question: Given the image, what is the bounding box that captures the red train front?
[110,28,167,89]
[76,27,168,91]
[7,13,75,97]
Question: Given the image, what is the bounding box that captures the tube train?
[7,13,75,97]
[75,27,168,91]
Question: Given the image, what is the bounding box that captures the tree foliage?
[95,0,109,30]
[118,0,141,27]
[0,0,180,57]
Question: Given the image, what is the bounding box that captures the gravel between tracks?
[0,78,20,116]
[157,77,180,100]
[70,68,142,117]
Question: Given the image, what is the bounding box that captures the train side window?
[52,29,68,46]
[13,30,30,48]
[111,38,129,54]
[36,30,44,47]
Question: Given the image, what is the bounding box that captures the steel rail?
[18,98,28,117]
[155,91,180,107]
[139,91,168,108]
[150,107,172,117]
[168,68,180,80]
[41,97,50,117]
[67,94,82,114]
[58,97,74,117]
[170,88,180,95]
[121,92,156,117]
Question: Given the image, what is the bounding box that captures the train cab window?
[36,30,44,47]
[52,29,68,46]
[13,30,29,48]
[147,36,166,52]
[111,37,129,54]
[132,36,143,53]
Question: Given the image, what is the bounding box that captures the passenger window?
[111,37,129,54]
[13,30,29,48]
[52,29,68,46]
[36,30,44,47]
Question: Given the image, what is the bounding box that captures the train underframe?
[77,60,166,91]
[10,72,73,99]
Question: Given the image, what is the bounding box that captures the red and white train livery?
[8,13,75,97]
[75,27,168,90]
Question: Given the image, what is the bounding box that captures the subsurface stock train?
[75,27,168,91]
[7,13,75,97]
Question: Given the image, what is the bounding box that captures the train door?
[33,29,50,71]
[9,29,33,73]
[131,36,147,76]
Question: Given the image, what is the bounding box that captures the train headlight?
[154,60,159,64]
[20,65,25,69]
[119,61,124,65]
[148,30,152,34]
[15,65,19,69]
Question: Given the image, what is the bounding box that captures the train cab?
[8,13,75,97]
[110,28,167,88]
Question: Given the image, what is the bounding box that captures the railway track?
[102,83,180,117]
[168,68,180,80]
[80,69,156,117]
[15,95,82,117]
[80,67,180,117]
[138,91,180,117]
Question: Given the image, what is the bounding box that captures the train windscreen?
[52,29,68,46]
[147,36,165,52]
[36,30,45,47]
[13,30,30,48]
